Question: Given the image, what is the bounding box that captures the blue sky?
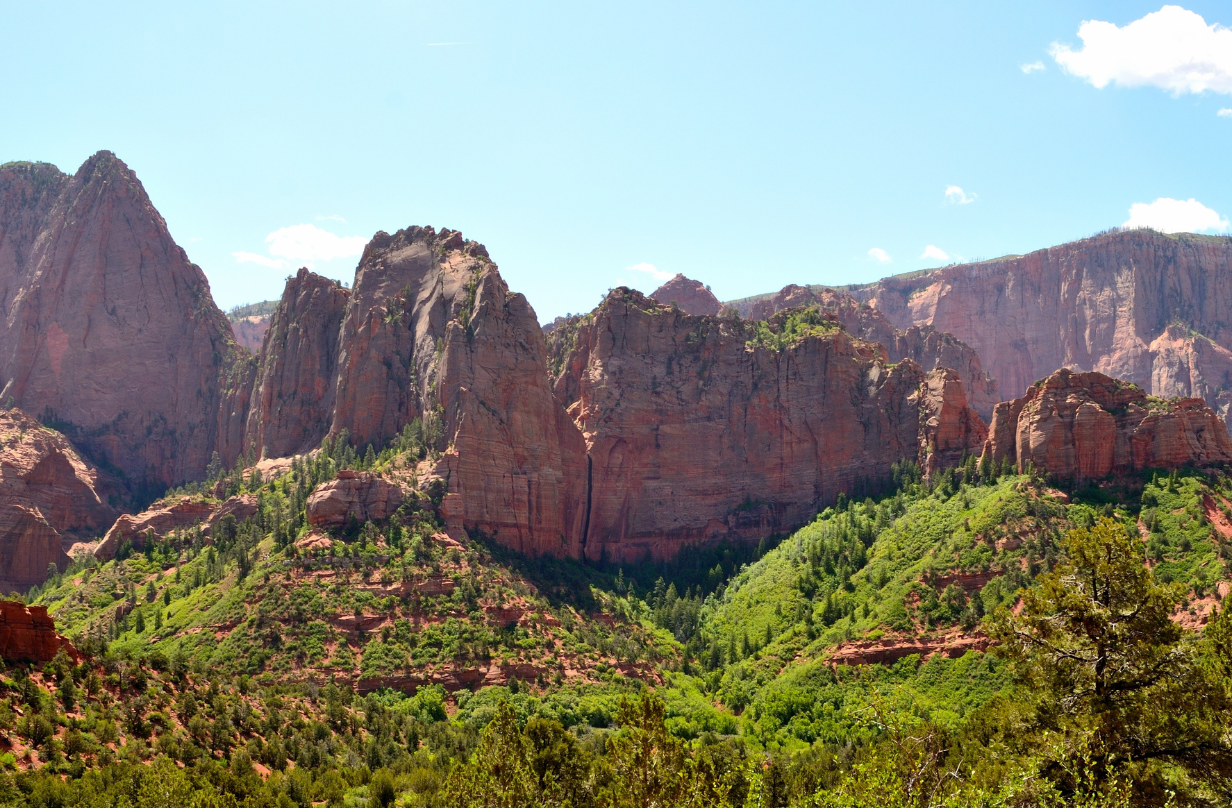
[2,2,1230,321]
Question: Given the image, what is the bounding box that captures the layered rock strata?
[0,153,243,488]
[856,230,1232,426]
[0,409,117,590]
[982,369,1232,481]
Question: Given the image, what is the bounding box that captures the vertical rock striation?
[548,291,985,562]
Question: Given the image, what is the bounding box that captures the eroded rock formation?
[739,285,998,418]
[0,409,117,590]
[649,274,722,316]
[0,153,243,488]
[983,368,1232,481]
[548,291,981,562]
[0,599,80,663]
[857,230,1232,427]
[918,368,988,477]
[306,470,404,528]
[94,494,258,561]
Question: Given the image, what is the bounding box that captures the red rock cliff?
[0,409,117,590]
[649,274,723,316]
[550,291,981,562]
[982,368,1232,481]
[0,153,243,487]
[0,599,80,663]
[858,230,1232,428]
[741,285,998,419]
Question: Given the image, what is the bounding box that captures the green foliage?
[745,309,839,352]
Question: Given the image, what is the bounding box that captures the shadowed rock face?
[243,269,350,459]
[918,368,988,477]
[548,291,980,562]
[649,274,722,316]
[0,153,241,489]
[0,409,117,590]
[856,230,1232,428]
[982,368,1232,481]
[741,286,998,419]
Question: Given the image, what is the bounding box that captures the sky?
[2,2,1230,322]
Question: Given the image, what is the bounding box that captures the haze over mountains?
[3,151,1232,590]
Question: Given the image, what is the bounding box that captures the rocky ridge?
[0,599,79,663]
[0,153,243,489]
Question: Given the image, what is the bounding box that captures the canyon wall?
[739,285,998,418]
[549,292,985,562]
[649,274,722,316]
[856,230,1232,426]
[983,368,1232,481]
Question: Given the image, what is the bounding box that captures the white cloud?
[315,214,348,223]
[233,251,289,269]
[868,248,892,263]
[1051,6,1232,96]
[1219,108,1232,117]
[625,262,674,283]
[266,224,367,263]
[921,245,951,262]
[1123,197,1229,233]
[945,185,976,205]
[1021,61,1046,74]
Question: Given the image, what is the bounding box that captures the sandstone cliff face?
[0,409,117,590]
[0,153,242,488]
[983,369,1232,480]
[858,231,1232,427]
[550,291,966,562]
[243,269,350,458]
[0,599,79,663]
[740,285,998,418]
[231,315,271,352]
[918,368,988,477]
[649,274,722,316]
[306,470,404,528]
[240,228,588,558]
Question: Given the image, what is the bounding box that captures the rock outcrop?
[306,470,404,527]
[983,369,1232,481]
[918,368,988,477]
[649,274,722,316]
[738,285,999,418]
[94,494,258,561]
[0,599,80,663]
[242,228,588,558]
[549,291,978,562]
[0,409,117,590]
[243,268,350,458]
[856,230,1232,427]
[0,153,243,488]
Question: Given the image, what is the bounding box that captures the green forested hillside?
[6,442,1232,806]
